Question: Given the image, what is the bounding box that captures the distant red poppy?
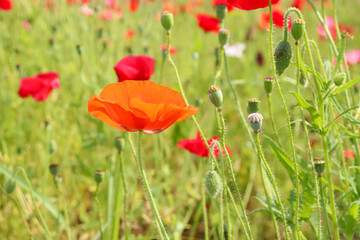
[129,0,139,12]
[291,0,305,10]
[114,55,155,82]
[196,14,220,33]
[88,81,198,134]
[213,0,234,12]
[317,17,354,40]
[18,72,60,102]
[226,0,280,10]
[0,0,12,10]
[161,44,177,56]
[343,145,360,159]
[177,131,232,157]
[125,29,135,40]
[259,8,291,30]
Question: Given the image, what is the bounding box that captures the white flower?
[224,43,246,59]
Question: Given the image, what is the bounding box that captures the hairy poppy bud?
[49,164,59,176]
[264,77,274,95]
[334,72,346,86]
[208,85,223,108]
[161,11,174,31]
[314,158,325,176]
[299,69,308,87]
[218,29,230,46]
[248,113,263,133]
[114,137,125,153]
[274,40,292,76]
[291,19,305,41]
[4,178,16,194]
[247,98,260,114]
[205,171,222,198]
[215,4,227,22]
[94,170,104,184]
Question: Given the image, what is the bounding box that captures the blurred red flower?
[129,0,139,12]
[345,50,360,67]
[178,132,232,157]
[317,17,354,40]
[259,8,291,30]
[18,72,60,102]
[226,0,280,10]
[161,44,177,56]
[0,0,11,10]
[88,81,198,134]
[343,145,360,159]
[196,14,220,33]
[125,29,135,40]
[291,0,305,10]
[213,0,234,12]
[114,55,155,82]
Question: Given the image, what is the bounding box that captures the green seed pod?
[334,72,346,86]
[215,4,227,22]
[208,85,223,108]
[48,140,57,155]
[291,19,305,41]
[247,98,260,114]
[49,164,59,176]
[4,178,16,194]
[114,137,125,153]
[205,171,222,198]
[264,77,274,95]
[314,158,325,177]
[274,40,292,76]
[218,29,230,47]
[94,170,104,184]
[248,113,263,133]
[161,11,174,31]
[299,69,308,87]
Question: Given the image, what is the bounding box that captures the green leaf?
[337,123,360,138]
[332,75,360,96]
[331,97,360,128]
[290,92,322,131]
[325,106,359,133]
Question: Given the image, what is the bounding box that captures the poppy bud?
[114,137,125,153]
[48,140,57,155]
[291,19,305,41]
[248,113,263,133]
[205,171,222,198]
[264,77,274,95]
[215,4,227,22]
[299,69,308,87]
[161,11,174,31]
[314,158,325,177]
[208,85,223,108]
[334,72,346,86]
[274,40,292,76]
[94,170,104,184]
[247,98,260,114]
[4,178,16,194]
[218,29,230,47]
[49,164,59,176]
[76,44,82,56]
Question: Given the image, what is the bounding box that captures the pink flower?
[81,4,94,16]
[345,50,360,67]
[18,72,60,102]
[317,17,354,40]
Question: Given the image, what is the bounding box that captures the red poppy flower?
[129,0,139,12]
[196,14,220,33]
[226,0,280,10]
[291,0,305,10]
[18,72,60,102]
[343,145,360,159]
[317,17,354,40]
[0,0,12,10]
[161,44,177,56]
[213,0,234,12]
[88,81,198,134]
[259,8,291,30]
[125,29,135,40]
[177,131,232,157]
[114,55,155,82]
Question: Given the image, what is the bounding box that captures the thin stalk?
[296,42,322,240]
[309,40,327,80]
[267,93,279,142]
[269,2,299,238]
[221,150,231,239]
[320,134,339,240]
[202,176,209,240]
[213,46,224,85]
[94,184,104,240]
[319,178,332,239]
[136,131,170,240]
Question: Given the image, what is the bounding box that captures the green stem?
[309,40,327,80]
[267,94,279,142]
[202,179,209,240]
[320,134,340,240]
[319,177,332,239]
[296,42,322,240]
[213,46,224,85]
[269,2,299,238]
[95,184,104,240]
[136,131,170,240]
[255,134,289,239]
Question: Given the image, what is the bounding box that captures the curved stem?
[136,131,170,240]
[255,134,289,239]
[269,2,298,238]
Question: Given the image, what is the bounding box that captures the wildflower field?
[1,0,360,239]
